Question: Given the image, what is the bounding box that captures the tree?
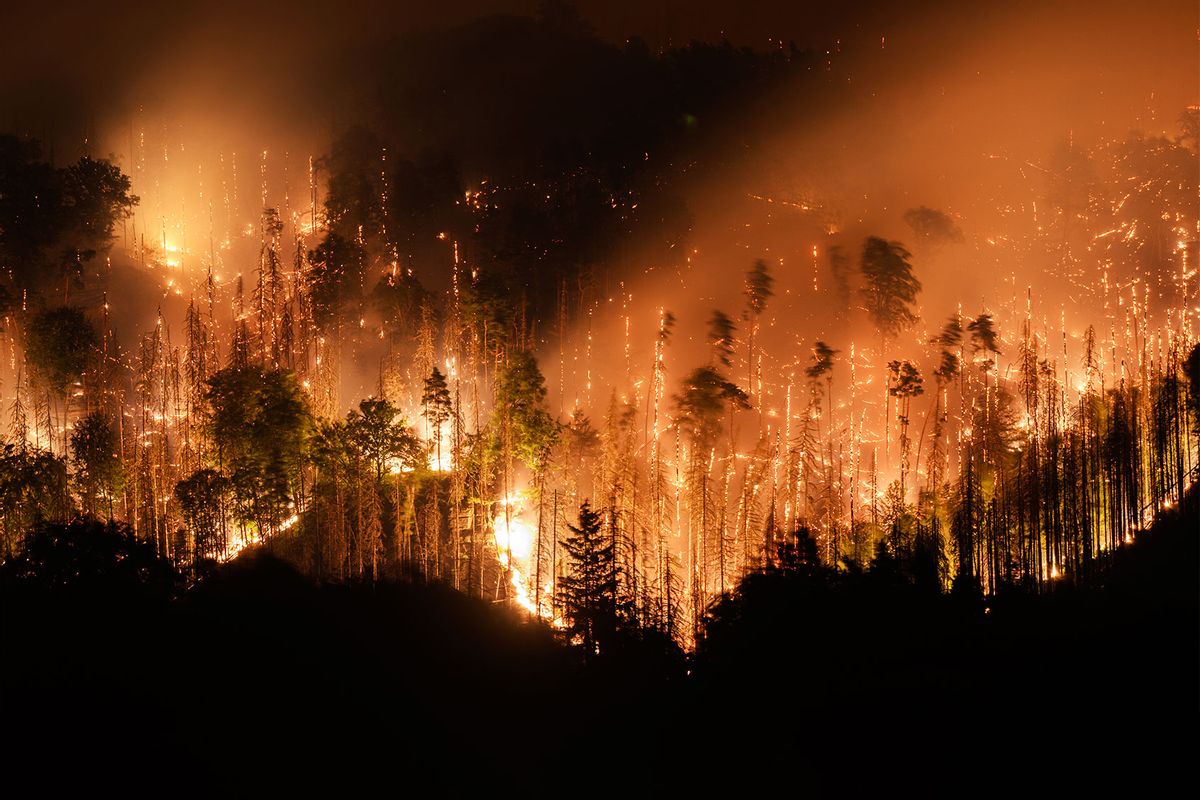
[175,469,232,562]
[204,365,313,532]
[347,397,422,479]
[674,367,750,447]
[707,310,736,368]
[0,136,137,295]
[24,307,98,396]
[903,206,963,248]
[0,517,178,603]
[828,245,853,309]
[888,360,925,498]
[0,444,68,557]
[1186,343,1200,463]
[69,411,122,517]
[495,350,558,471]
[306,232,365,331]
[557,501,619,659]
[743,259,774,411]
[859,236,921,342]
[805,340,838,385]
[421,367,453,470]
[967,313,1001,358]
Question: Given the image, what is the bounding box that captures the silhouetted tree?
[903,206,963,247]
[557,501,619,659]
[859,237,921,342]
[0,517,178,602]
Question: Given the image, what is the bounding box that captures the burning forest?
[0,1,1196,795]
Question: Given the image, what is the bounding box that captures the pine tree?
[421,366,453,470]
[557,501,619,660]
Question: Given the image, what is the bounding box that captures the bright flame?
[493,492,541,615]
[494,501,535,561]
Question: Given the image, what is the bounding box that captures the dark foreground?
[2,492,1196,797]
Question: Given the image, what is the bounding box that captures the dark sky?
[4,1,1193,127]
[0,0,1193,197]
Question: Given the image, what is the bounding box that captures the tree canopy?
[859,236,921,341]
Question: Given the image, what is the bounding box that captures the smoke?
[1,0,1194,415]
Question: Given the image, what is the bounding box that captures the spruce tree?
[557,501,619,659]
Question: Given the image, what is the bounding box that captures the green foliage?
[306,232,366,330]
[204,365,313,527]
[774,525,822,574]
[0,517,178,601]
[859,236,921,341]
[69,411,123,515]
[421,367,453,430]
[495,350,558,470]
[24,307,98,395]
[373,270,432,343]
[347,397,422,478]
[1185,343,1200,425]
[318,125,386,238]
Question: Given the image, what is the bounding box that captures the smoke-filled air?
[1,1,1196,794]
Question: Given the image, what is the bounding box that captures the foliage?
[0,517,178,602]
[306,232,365,330]
[24,307,98,395]
[204,365,313,527]
[674,366,749,446]
[887,360,925,400]
[0,136,136,293]
[0,444,68,555]
[967,313,1001,355]
[859,236,921,341]
[346,397,422,478]
[421,367,453,431]
[743,258,774,316]
[495,350,558,471]
[175,469,232,561]
[69,411,122,516]
[903,206,963,247]
[707,310,736,368]
[805,340,838,383]
[557,501,619,658]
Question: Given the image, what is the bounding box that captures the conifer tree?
[557,500,619,660]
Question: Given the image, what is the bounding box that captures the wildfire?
[492,492,546,617]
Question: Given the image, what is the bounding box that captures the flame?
[492,492,542,616]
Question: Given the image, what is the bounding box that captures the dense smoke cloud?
[0,0,1195,404]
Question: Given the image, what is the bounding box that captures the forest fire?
[0,1,1195,793]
